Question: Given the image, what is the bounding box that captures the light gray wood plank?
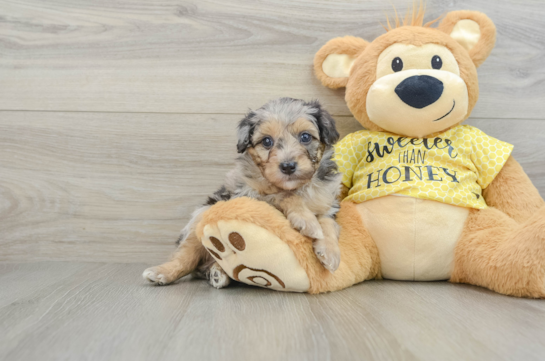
[0,111,240,264]
[0,262,98,308]
[0,0,544,118]
[0,262,544,361]
[0,111,543,263]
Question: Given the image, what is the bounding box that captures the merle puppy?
[143,98,342,288]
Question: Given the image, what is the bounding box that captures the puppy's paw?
[288,213,324,239]
[313,239,341,273]
[143,266,176,286]
[208,263,231,289]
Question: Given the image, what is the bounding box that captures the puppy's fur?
[143,98,342,288]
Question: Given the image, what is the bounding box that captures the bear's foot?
[201,219,310,292]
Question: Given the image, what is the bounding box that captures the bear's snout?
[395,75,444,109]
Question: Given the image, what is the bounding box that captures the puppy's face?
[249,117,322,190]
[237,98,339,191]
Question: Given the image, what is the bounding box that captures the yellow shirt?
[334,125,513,209]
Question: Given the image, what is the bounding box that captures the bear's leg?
[196,198,381,293]
[309,201,381,293]
[450,206,545,298]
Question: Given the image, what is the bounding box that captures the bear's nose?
[395,75,444,109]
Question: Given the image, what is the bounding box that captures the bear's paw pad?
[201,220,310,292]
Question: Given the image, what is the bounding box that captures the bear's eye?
[432,55,442,70]
[391,57,403,72]
[261,136,274,149]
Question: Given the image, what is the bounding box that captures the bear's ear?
[438,10,496,68]
[314,36,369,89]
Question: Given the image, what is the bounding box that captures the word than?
[398,149,426,164]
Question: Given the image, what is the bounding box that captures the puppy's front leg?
[281,195,340,272]
[280,195,324,239]
[313,216,341,273]
[143,232,207,285]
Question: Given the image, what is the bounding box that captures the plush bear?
[196,9,545,297]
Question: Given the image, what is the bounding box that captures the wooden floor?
[1,0,545,360]
[0,262,544,361]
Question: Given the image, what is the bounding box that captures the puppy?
[143,98,342,289]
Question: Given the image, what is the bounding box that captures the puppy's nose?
[395,75,444,109]
[279,162,297,175]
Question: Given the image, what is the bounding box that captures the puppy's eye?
[432,55,442,70]
[261,136,274,149]
[392,57,403,72]
[299,132,312,144]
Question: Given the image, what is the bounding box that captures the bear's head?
[314,9,496,138]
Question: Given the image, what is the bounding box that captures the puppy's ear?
[236,110,256,153]
[307,101,339,146]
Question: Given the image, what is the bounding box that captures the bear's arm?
[483,156,544,222]
[339,184,350,202]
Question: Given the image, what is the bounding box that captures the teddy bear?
[194,9,545,297]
